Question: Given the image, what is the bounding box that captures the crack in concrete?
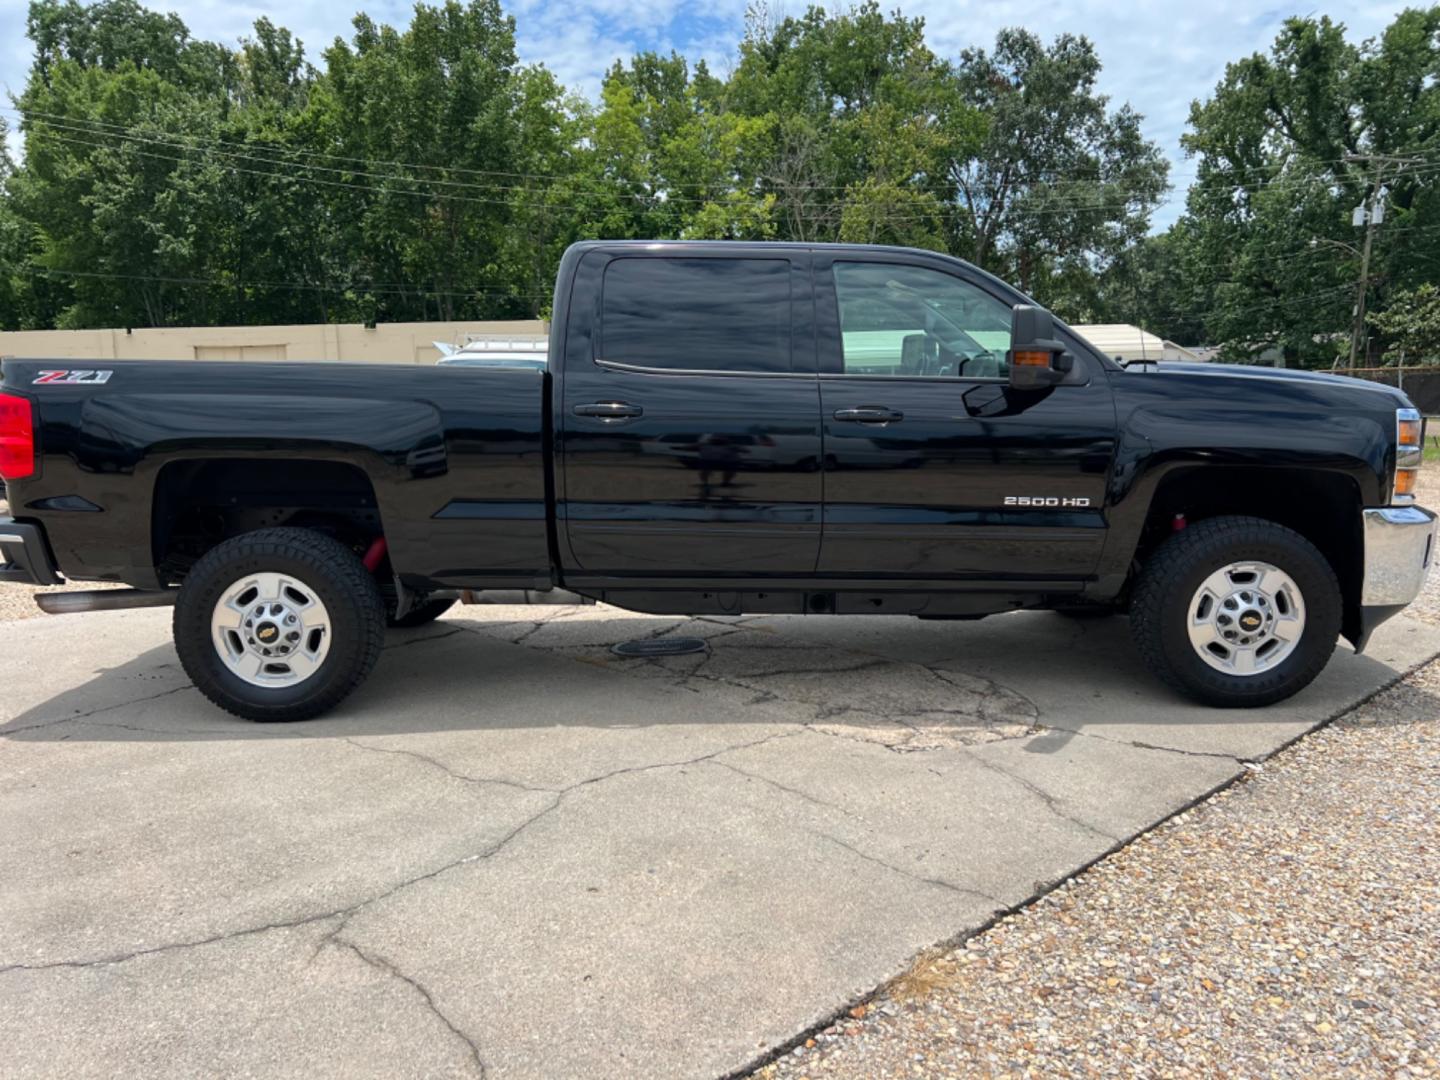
[54,718,242,740]
[0,911,347,975]
[0,729,801,976]
[963,752,1121,843]
[0,683,195,739]
[456,613,1048,757]
[706,759,861,822]
[814,832,1004,908]
[1035,723,1246,763]
[331,935,488,1076]
[502,607,588,645]
[383,626,467,651]
[340,737,556,793]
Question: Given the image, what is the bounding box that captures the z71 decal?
[32,370,113,385]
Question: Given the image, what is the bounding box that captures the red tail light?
[0,393,36,481]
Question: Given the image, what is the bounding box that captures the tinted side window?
[832,262,1013,379]
[601,257,791,373]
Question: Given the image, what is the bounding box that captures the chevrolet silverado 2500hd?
[1,241,1433,720]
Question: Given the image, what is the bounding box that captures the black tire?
[1130,516,1341,708]
[174,528,386,722]
[388,596,456,629]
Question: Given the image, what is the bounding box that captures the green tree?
[1092,224,1213,347]
[0,122,25,330]
[1370,284,1440,361]
[588,51,773,243]
[944,28,1169,308]
[728,2,951,244]
[497,65,593,317]
[312,0,524,321]
[1176,9,1440,365]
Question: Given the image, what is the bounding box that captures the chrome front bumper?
[1362,506,1437,607]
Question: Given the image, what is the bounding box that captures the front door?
[559,250,822,576]
[815,255,1117,580]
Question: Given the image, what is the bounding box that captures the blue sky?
[0,0,1417,227]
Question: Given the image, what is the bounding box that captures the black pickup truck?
[1,241,1434,720]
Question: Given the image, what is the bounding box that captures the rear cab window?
[599,257,794,374]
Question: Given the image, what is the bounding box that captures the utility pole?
[1345,154,1423,372]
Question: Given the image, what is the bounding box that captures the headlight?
[1394,406,1423,504]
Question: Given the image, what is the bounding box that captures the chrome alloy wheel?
[1187,561,1306,676]
[210,572,332,688]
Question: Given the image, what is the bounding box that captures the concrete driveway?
[2,603,1438,1078]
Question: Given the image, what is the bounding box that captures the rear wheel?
[1130,516,1341,707]
[174,528,385,721]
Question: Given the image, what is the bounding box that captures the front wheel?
[1130,516,1341,708]
[174,528,386,721]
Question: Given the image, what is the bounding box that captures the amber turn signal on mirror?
[1011,350,1054,368]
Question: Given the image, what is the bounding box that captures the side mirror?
[1008,305,1074,390]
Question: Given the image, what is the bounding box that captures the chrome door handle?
[833,406,903,424]
[573,401,643,420]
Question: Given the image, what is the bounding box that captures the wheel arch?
[152,457,386,584]
[1129,466,1364,646]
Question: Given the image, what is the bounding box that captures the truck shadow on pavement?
[4,608,1431,759]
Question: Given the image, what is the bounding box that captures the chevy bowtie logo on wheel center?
[1239,612,1263,632]
[256,624,279,643]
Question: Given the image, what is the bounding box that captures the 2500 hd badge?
[1004,496,1092,507]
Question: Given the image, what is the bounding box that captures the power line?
[18,119,1183,219]
[6,104,1198,199]
[35,119,1359,226]
[23,105,1427,217]
[17,263,555,300]
[18,106,1440,234]
[12,104,1434,201]
[1182,283,1356,324]
[17,126,1155,225]
[16,220,1440,306]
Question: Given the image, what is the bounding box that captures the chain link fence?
[1344,366,1440,416]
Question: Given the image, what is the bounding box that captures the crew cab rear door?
[814,252,1117,579]
[558,248,822,576]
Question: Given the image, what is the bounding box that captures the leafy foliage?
[1,0,1433,353]
[1370,284,1440,361]
[1153,8,1440,366]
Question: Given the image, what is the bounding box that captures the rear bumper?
[1352,506,1436,652]
[0,518,62,586]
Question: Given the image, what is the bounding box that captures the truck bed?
[0,359,553,591]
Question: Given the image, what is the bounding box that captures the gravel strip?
[756,660,1440,1080]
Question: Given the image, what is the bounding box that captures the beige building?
[0,320,547,366]
[4,319,1204,368]
[1072,324,1204,364]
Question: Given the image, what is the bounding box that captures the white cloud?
[0,0,1415,225]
